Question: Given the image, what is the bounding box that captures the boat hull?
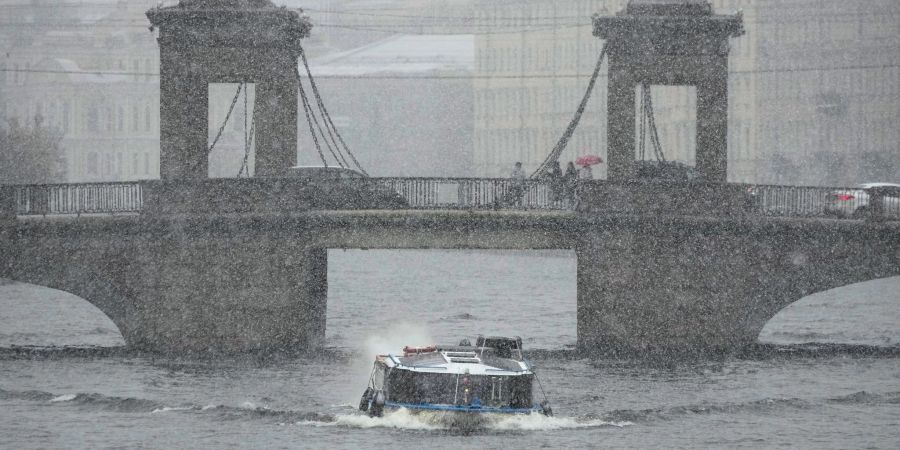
[381,402,546,430]
[385,401,543,415]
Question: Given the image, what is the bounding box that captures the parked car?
[283,165,409,208]
[285,166,366,181]
[634,160,699,181]
[823,182,900,218]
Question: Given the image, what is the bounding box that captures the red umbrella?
[575,155,603,166]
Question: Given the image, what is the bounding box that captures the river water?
[1,250,899,449]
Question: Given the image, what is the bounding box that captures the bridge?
[2,179,897,356]
[1,0,898,356]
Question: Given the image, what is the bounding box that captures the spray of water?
[344,323,435,405]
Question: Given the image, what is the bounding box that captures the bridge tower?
[594,0,743,182]
[147,0,312,179]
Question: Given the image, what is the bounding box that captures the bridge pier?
[575,216,900,357]
[576,222,761,357]
[123,217,328,354]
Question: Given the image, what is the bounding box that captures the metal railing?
[6,179,899,220]
[370,178,570,210]
[745,184,900,219]
[14,182,143,216]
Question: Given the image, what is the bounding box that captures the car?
[285,165,367,181]
[633,160,699,181]
[823,182,900,218]
[282,165,409,209]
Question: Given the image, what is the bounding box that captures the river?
[1,250,898,448]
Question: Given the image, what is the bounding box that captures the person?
[578,164,593,180]
[547,161,563,203]
[563,161,577,206]
[509,161,526,207]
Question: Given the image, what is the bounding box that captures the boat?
[358,335,552,418]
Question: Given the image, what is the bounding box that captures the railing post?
[0,186,15,221]
[868,187,885,221]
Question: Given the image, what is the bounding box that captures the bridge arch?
[0,277,128,347]
[758,275,900,347]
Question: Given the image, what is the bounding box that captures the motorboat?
[358,335,552,418]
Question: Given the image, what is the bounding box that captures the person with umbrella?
[576,155,602,180]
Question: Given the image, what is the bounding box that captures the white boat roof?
[379,350,532,376]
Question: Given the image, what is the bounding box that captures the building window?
[88,107,99,132]
[117,106,125,132]
[105,107,114,132]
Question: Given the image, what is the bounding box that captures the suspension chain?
[531,42,608,178]
[296,64,331,168]
[297,44,369,176]
[193,83,243,173]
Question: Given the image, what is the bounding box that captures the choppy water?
[1,250,899,449]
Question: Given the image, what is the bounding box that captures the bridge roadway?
[1,182,899,356]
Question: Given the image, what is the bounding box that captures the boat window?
[386,370,534,408]
[459,374,533,408]
[448,357,480,364]
[387,370,458,405]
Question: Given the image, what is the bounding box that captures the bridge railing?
[13,182,143,216]
[744,183,900,219]
[369,178,568,210]
[5,179,898,220]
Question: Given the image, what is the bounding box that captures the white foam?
[49,394,76,403]
[201,404,217,411]
[295,408,630,431]
[488,413,632,431]
[151,406,192,414]
[297,409,440,430]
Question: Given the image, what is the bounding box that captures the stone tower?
[594,0,743,181]
[147,0,312,179]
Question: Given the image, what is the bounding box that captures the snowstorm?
[0,0,898,447]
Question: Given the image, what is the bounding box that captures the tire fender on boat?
[369,390,385,418]
[359,387,373,412]
[540,401,553,417]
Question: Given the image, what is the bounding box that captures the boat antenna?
[526,356,551,408]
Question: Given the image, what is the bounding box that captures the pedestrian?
[578,163,593,180]
[547,161,563,203]
[509,161,526,207]
[563,161,577,206]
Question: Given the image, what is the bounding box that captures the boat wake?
[297,408,631,432]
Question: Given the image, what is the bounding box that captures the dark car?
[283,166,409,209]
[634,160,699,181]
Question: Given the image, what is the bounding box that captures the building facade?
[472,0,900,185]
[0,0,161,182]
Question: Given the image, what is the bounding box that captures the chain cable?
[192,82,243,173]
[643,83,666,162]
[298,47,352,170]
[238,86,256,177]
[295,65,332,168]
[530,42,608,178]
[297,44,370,176]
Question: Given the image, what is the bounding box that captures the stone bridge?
[1,180,897,356]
